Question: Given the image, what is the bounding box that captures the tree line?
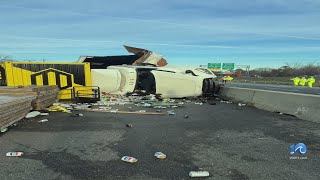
[235,63,320,77]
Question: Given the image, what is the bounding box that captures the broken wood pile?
[0,95,35,130]
[0,85,59,110]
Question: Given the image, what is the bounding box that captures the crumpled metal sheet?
[124,45,168,66]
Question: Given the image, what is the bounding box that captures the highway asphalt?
[1,101,320,179]
[225,83,320,95]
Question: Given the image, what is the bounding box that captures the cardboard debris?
[0,94,35,130]
[0,85,59,110]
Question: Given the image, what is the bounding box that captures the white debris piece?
[167,111,175,115]
[154,152,166,159]
[25,111,41,118]
[38,119,48,123]
[1,128,8,133]
[238,103,246,107]
[40,113,49,116]
[194,102,203,105]
[121,156,138,163]
[189,171,210,177]
[6,152,24,157]
[110,109,119,113]
[137,110,146,113]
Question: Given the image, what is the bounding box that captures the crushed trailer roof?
[78,45,168,69]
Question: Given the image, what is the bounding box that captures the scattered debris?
[126,124,133,128]
[1,128,8,133]
[171,105,178,108]
[194,102,203,105]
[154,152,166,159]
[220,100,233,104]
[110,109,119,113]
[189,171,210,178]
[279,112,284,115]
[25,111,41,118]
[167,111,175,115]
[74,109,165,115]
[137,110,146,113]
[184,115,189,118]
[38,119,49,123]
[40,113,49,116]
[71,113,83,117]
[6,152,24,157]
[238,103,246,107]
[48,105,70,113]
[121,156,138,163]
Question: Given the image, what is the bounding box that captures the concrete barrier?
[219,86,320,123]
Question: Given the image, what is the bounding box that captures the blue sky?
[0,0,320,68]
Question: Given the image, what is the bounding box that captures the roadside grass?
[232,77,320,87]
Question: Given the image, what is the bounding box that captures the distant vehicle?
[91,65,217,98]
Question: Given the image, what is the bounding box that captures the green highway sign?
[208,63,221,70]
[222,63,235,70]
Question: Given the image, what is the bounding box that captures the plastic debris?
[220,100,232,104]
[194,102,203,105]
[25,111,41,118]
[121,156,138,163]
[6,152,24,157]
[153,106,167,109]
[38,119,48,123]
[48,105,70,113]
[171,105,178,108]
[110,109,119,113]
[126,124,133,128]
[184,115,189,118]
[1,128,8,133]
[72,113,83,117]
[137,110,146,113]
[189,171,210,178]
[167,111,175,115]
[40,113,49,116]
[238,103,246,107]
[178,102,184,105]
[279,112,284,115]
[154,152,166,159]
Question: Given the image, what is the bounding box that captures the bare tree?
[0,55,15,62]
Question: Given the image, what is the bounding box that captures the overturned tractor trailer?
[0,62,98,101]
[91,65,217,98]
